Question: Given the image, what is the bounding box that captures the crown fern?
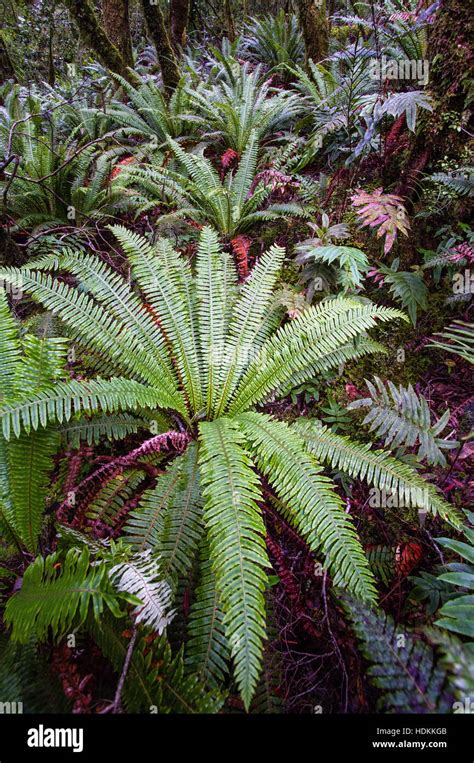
[0,226,458,708]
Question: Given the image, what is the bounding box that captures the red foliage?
[345,383,362,401]
[449,242,474,263]
[51,642,97,713]
[396,542,423,577]
[250,168,299,200]
[384,113,409,158]
[221,148,239,171]
[231,235,252,280]
[108,156,135,183]
[56,432,190,532]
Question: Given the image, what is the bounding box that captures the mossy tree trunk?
[102,0,133,68]
[64,0,137,82]
[296,0,329,63]
[140,0,180,91]
[0,32,16,81]
[170,0,190,51]
[223,0,236,41]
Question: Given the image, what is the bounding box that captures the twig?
[111,625,138,713]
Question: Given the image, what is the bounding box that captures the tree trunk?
[0,32,16,81]
[296,0,329,63]
[223,0,236,42]
[170,0,190,51]
[140,0,180,91]
[102,0,133,68]
[64,0,138,83]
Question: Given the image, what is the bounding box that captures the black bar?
[0,713,472,761]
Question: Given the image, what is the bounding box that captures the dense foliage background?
[0,0,472,715]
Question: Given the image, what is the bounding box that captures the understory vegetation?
[0,0,472,715]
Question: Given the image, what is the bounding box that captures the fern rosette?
[0,225,460,709]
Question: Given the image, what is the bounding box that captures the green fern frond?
[199,417,269,709]
[15,335,68,396]
[434,517,474,639]
[185,540,230,688]
[57,245,179,392]
[0,289,21,400]
[342,594,453,712]
[428,321,474,364]
[124,445,202,587]
[109,225,201,412]
[367,545,396,587]
[214,243,285,417]
[294,420,462,528]
[196,227,237,417]
[3,429,59,552]
[0,377,173,440]
[125,443,203,589]
[0,267,186,415]
[228,299,406,415]
[0,636,71,713]
[231,129,260,216]
[347,376,458,466]
[378,263,428,326]
[427,629,474,704]
[237,412,377,602]
[60,412,153,448]
[5,547,133,643]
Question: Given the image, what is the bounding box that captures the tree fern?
[239,11,305,73]
[190,63,303,152]
[102,72,196,146]
[115,133,307,236]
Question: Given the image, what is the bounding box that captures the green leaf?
[198,417,269,709]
